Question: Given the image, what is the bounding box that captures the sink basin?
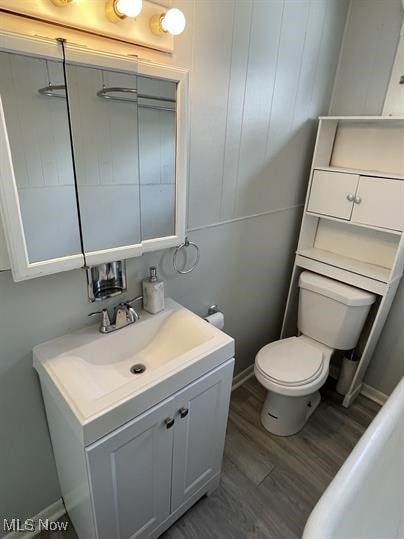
[33,299,234,444]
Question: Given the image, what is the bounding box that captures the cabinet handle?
[354,195,362,204]
[346,193,355,202]
[179,407,189,419]
[164,417,175,429]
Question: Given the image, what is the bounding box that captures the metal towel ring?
[173,237,200,274]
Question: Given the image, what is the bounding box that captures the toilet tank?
[298,272,376,350]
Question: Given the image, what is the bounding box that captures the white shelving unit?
[281,115,404,407]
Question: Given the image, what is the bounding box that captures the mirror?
[0,51,82,263]
[65,64,141,253]
[65,64,177,255]
[137,75,176,240]
[0,34,188,281]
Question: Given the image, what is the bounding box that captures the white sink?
[33,299,234,444]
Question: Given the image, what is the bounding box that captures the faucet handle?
[124,296,143,323]
[88,308,111,331]
[126,296,143,307]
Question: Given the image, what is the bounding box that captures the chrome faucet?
[89,296,142,334]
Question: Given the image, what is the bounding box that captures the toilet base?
[260,389,321,436]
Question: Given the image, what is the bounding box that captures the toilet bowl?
[255,272,375,436]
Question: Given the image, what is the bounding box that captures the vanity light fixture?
[150,8,186,36]
[105,0,143,22]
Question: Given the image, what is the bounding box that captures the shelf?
[304,211,403,236]
[319,116,404,122]
[314,166,404,181]
[297,247,391,283]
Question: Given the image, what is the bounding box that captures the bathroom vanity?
[33,299,234,539]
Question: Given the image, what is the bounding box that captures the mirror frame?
[0,31,189,280]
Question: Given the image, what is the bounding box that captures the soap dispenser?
[142,266,165,314]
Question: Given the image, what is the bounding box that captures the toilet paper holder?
[207,304,220,316]
[204,305,225,330]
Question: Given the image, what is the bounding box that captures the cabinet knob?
[354,195,362,204]
[179,407,189,419]
[164,417,175,429]
[346,193,355,202]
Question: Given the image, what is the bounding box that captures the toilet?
[255,271,376,436]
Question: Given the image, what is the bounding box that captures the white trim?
[65,43,138,73]
[187,204,303,233]
[326,364,387,406]
[142,235,181,253]
[319,115,404,120]
[138,60,189,250]
[85,245,142,267]
[361,383,388,406]
[330,364,387,406]
[318,115,404,122]
[3,498,66,539]
[232,364,254,391]
[0,30,63,60]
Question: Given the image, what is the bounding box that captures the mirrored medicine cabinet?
[0,33,188,281]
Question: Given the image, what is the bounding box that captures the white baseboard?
[232,365,254,391]
[3,498,66,539]
[360,383,388,406]
[329,364,387,406]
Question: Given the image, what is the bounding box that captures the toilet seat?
[254,336,332,397]
[256,337,324,386]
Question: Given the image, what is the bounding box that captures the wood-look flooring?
[39,377,380,539]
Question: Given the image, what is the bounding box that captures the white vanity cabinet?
[34,300,235,539]
[86,363,232,539]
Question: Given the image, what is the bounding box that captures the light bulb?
[115,0,142,18]
[161,8,186,36]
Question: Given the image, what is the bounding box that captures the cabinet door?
[86,397,176,539]
[351,176,404,231]
[307,170,359,220]
[171,360,234,511]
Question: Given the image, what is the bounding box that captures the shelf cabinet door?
[351,176,404,231]
[86,396,175,539]
[171,360,234,512]
[307,170,359,220]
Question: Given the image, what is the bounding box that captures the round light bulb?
[115,0,142,18]
[161,8,186,36]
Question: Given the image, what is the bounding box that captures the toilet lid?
[256,337,324,386]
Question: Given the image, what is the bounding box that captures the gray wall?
[330,0,402,116]
[329,0,403,395]
[0,0,348,532]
